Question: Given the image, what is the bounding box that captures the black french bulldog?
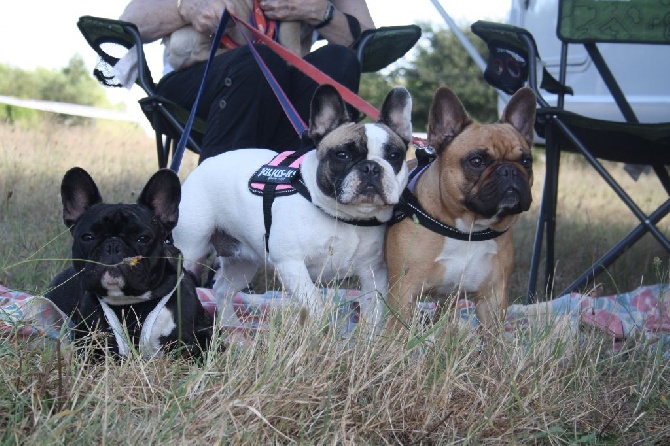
[46,167,213,359]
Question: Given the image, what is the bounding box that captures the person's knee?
[310,45,361,87]
[327,45,359,67]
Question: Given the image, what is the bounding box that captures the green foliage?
[359,24,498,132]
[0,55,109,125]
[403,25,498,130]
[359,72,397,113]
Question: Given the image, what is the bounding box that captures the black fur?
[46,167,213,359]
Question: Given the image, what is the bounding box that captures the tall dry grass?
[0,120,197,292]
[1,120,669,443]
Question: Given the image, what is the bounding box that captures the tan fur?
[385,87,537,335]
[165,0,302,71]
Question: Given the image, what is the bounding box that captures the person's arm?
[260,0,375,47]
[120,0,238,42]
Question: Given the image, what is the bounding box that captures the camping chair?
[471,0,670,303]
[77,15,421,169]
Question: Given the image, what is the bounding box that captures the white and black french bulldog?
[46,167,213,359]
[173,84,413,330]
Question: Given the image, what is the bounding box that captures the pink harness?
[249,150,307,195]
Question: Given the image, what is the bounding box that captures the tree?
[358,24,498,133]
[359,71,396,115]
[0,55,110,125]
[401,25,497,132]
[39,55,108,107]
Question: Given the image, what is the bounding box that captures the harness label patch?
[251,165,299,184]
[248,150,308,196]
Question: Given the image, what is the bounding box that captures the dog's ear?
[378,87,413,145]
[427,87,473,154]
[137,169,181,232]
[60,167,103,228]
[308,84,350,145]
[499,87,537,147]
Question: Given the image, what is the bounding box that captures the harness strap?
[392,189,507,241]
[390,159,507,242]
[262,187,274,252]
[98,273,183,358]
[257,151,310,251]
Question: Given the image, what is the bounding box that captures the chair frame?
[472,7,670,302]
[78,16,206,168]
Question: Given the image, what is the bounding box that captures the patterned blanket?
[2,284,669,353]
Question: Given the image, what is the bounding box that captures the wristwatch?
[314,1,335,29]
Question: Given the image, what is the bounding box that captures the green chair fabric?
[558,0,670,44]
[355,25,422,73]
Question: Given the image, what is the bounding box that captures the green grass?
[1,120,669,443]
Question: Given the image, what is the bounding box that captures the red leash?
[228,11,381,120]
[223,12,428,148]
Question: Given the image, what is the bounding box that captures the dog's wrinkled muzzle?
[102,238,125,260]
[357,161,387,199]
[468,163,531,218]
[495,164,532,217]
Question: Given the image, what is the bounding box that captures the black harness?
[390,147,507,241]
[248,150,384,251]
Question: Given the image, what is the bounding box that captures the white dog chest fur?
[434,237,498,294]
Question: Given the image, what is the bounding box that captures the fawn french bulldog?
[385,86,536,333]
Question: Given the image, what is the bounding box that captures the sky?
[0,0,510,110]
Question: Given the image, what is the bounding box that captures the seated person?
[120,0,375,163]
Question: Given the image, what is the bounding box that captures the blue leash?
[236,23,308,137]
[170,11,312,171]
[170,9,232,172]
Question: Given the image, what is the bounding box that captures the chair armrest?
[470,20,572,101]
[77,15,156,93]
[353,25,421,73]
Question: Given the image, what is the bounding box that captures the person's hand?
[259,0,327,25]
[180,0,238,35]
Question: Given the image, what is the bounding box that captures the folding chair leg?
[555,119,670,250]
[150,110,169,169]
[528,120,561,303]
[527,182,547,303]
[653,164,670,195]
[538,119,670,296]
[142,99,203,170]
[155,133,168,169]
[560,198,670,295]
[544,126,561,298]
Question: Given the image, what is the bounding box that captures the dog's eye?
[469,156,484,168]
[81,233,94,242]
[387,151,402,162]
[521,156,533,168]
[137,235,151,244]
[335,151,351,161]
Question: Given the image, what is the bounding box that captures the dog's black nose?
[495,163,518,178]
[358,161,381,178]
[103,239,123,256]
